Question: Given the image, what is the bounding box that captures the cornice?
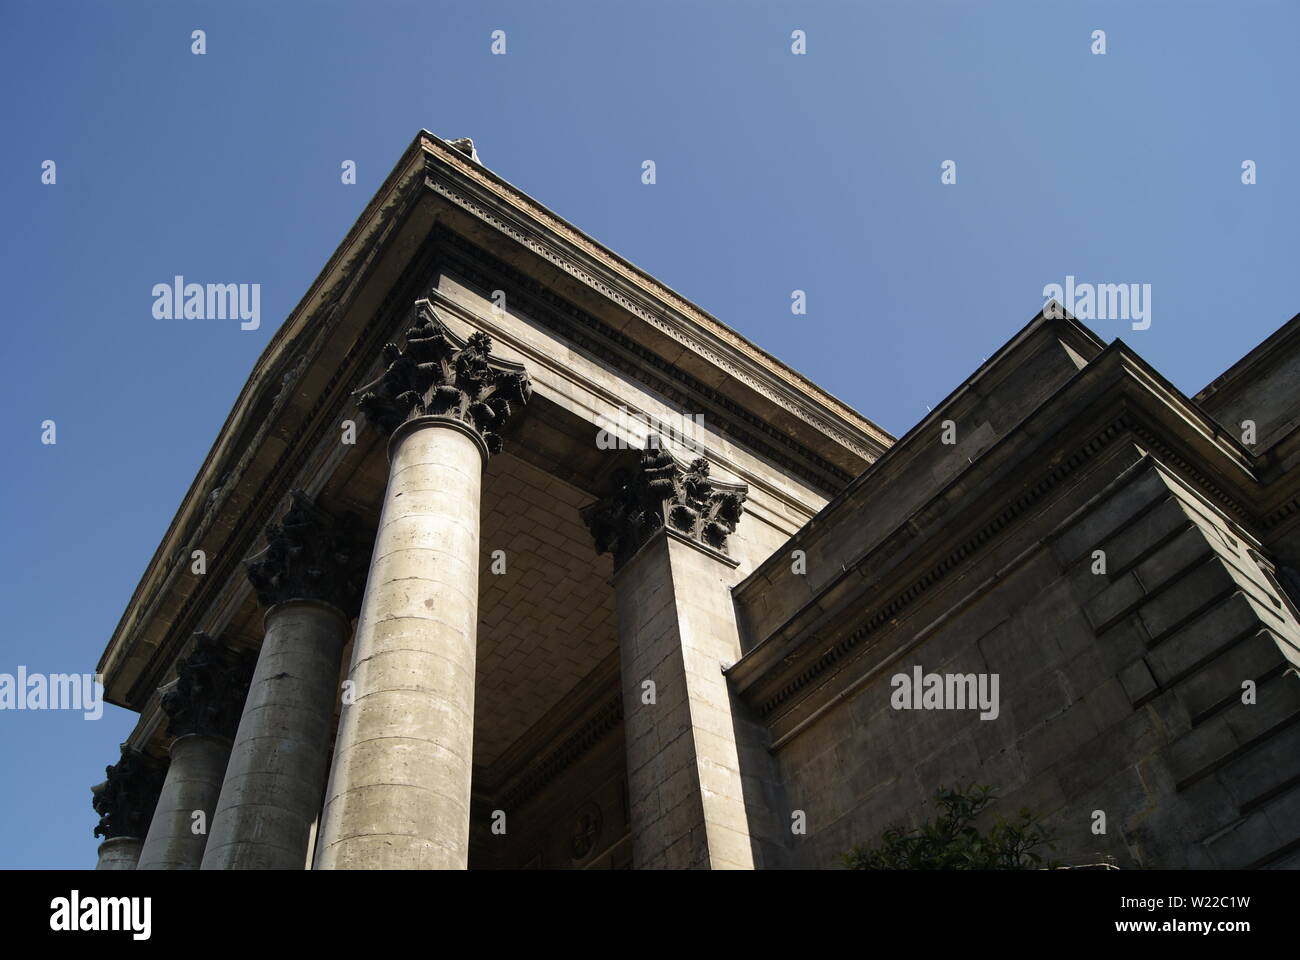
[735,412,1138,719]
[435,231,859,494]
[497,694,624,812]
[733,310,1108,594]
[102,131,890,710]
[1194,310,1300,408]
[476,653,625,812]
[115,196,443,709]
[413,132,892,460]
[730,344,1270,720]
[99,138,433,701]
[424,285,819,528]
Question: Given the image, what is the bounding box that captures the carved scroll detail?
[244,491,372,616]
[91,747,166,840]
[353,300,532,455]
[160,633,256,741]
[582,447,746,570]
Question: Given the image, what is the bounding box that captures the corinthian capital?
[91,746,166,840]
[244,491,371,616]
[582,447,747,570]
[352,300,532,454]
[160,633,257,741]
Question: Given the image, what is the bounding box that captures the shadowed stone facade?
[92,132,1300,869]
[93,746,166,869]
[137,634,254,869]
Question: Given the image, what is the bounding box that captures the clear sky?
[1,0,1296,868]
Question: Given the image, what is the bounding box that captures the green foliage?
[841,783,1056,870]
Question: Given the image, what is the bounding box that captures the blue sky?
[1,0,1296,868]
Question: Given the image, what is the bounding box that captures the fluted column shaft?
[200,600,350,869]
[315,418,483,870]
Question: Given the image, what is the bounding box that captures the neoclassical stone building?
[90,132,1300,870]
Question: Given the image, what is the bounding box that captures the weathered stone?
[353,299,531,454]
[86,134,1300,873]
[244,492,371,616]
[201,600,351,870]
[137,734,232,870]
[583,448,746,570]
[91,746,166,844]
[160,633,256,741]
[94,837,143,871]
[315,418,485,870]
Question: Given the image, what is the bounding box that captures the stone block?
[1166,714,1237,786]
[1099,497,1190,573]
[1163,625,1289,719]
[1051,466,1168,565]
[1137,559,1236,641]
[1118,658,1158,706]
[1084,572,1146,632]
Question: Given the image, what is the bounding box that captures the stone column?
[584,448,758,869]
[137,634,254,870]
[314,300,530,870]
[95,837,145,870]
[200,493,369,870]
[91,746,165,870]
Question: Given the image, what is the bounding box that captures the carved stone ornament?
[445,137,480,163]
[91,746,166,840]
[582,445,747,570]
[160,633,257,741]
[244,491,372,617]
[570,802,603,861]
[352,299,532,455]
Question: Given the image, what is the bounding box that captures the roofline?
[98,134,433,682]
[411,130,894,451]
[1194,310,1300,405]
[99,129,895,694]
[732,303,1106,590]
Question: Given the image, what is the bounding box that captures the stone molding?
[582,446,747,571]
[159,633,256,741]
[435,233,860,492]
[743,415,1136,720]
[92,746,166,840]
[353,298,532,455]
[499,694,624,812]
[104,150,430,705]
[419,135,891,460]
[731,342,1272,720]
[103,130,874,712]
[244,491,371,617]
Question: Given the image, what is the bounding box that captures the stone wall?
[769,453,1300,868]
[470,727,631,869]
